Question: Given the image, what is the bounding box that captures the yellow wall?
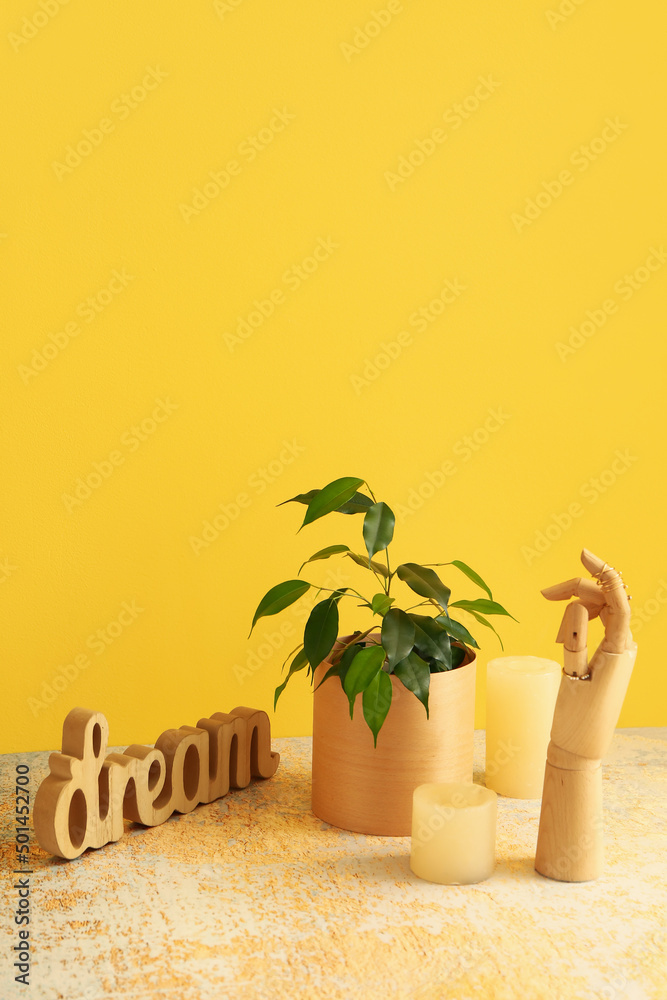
[3,1,665,753]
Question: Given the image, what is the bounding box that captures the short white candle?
[485,656,561,799]
[410,783,497,885]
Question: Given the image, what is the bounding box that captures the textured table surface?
[1,730,665,1000]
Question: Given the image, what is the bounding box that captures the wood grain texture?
[312,641,476,836]
[33,706,279,859]
[535,550,636,882]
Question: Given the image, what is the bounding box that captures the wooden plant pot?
[311,637,476,836]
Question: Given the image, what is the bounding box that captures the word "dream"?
[34,706,280,859]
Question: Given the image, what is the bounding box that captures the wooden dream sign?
[33,706,280,859]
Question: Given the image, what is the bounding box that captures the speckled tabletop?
[1,730,665,1000]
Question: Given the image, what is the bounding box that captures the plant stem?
[309,582,368,603]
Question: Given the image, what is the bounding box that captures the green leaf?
[362,502,395,564]
[336,642,366,690]
[250,579,310,635]
[287,646,309,674]
[449,560,493,600]
[394,651,430,718]
[422,560,493,601]
[396,563,451,611]
[381,608,416,671]
[300,477,364,528]
[304,597,340,669]
[450,598,518,621]
[336,492,374,514]
[362,670,393,747]
[298,544,350,574]
[345,552,389,577]
[343,644,386,719]
[435,615,479,649]
[278,489,319,507]
[409,614,452,670]
[313,641,360,692]
[450,644,467,669]
[273,681,288,710]
[458,608,505,651]
[371,593,394,617]
[274,648,309,709]
[280,489,374,515]
[314,662,341,691]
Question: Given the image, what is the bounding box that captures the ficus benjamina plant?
[249,477,516,746]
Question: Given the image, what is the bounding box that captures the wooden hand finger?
[556,601,590,677]
[542,577,605,617]
[580,549,631,654]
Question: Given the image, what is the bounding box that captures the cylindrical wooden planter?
[311,637,476,836]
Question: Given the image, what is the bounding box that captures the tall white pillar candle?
[410,783,497,885]
[485,656,561,798]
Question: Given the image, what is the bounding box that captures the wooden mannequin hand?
[535,549,637,880]
[541,548,635,766]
